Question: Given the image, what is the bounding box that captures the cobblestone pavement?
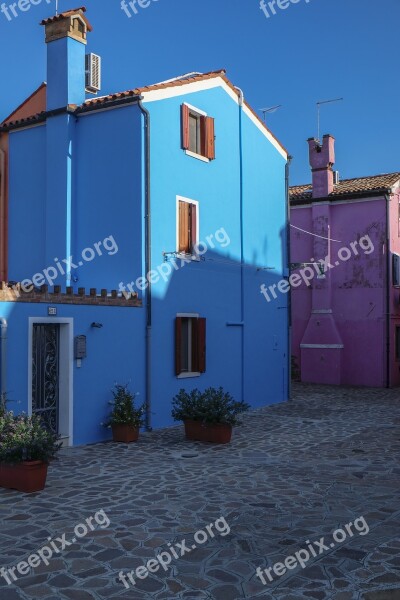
[0,383,400,600]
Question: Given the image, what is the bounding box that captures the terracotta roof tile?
[1,70,288,156]
[290,173,400,202]
[82,70,288,155]
[40,6,92,32]
[82,70,227,109]
[1,82,46,125]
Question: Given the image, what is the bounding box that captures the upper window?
[181,104,215,161]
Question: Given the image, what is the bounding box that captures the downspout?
[385,193,390,388]
[286,156,293,399]
[235,87,245,403]
[0,318,7,398]
[138,98,152,431]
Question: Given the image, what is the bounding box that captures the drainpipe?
[286,156,293,399]
[234,86,245,403]
[0,318,7,397]
[385,193,391,388]
[138,98,152,431]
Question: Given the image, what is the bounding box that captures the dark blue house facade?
[0,7,290,445]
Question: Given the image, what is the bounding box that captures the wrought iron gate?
[32,324,60,434]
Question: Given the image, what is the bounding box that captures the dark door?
[32,324,60,434]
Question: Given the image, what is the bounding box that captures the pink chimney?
[308,134,335,198]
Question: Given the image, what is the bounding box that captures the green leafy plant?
[0,410,62,464]
[172,387,250,426]
[103,384,145,428]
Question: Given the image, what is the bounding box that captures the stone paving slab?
[0,383,400,599]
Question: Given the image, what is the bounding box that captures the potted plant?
[0,403,61,493]
[172,387,250,444]
[104,384,144,443]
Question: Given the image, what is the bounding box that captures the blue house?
[0,7,290,445]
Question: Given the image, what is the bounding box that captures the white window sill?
[185,150,210,163]
[177,372,201,379]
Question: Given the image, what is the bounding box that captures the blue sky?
[1,0,399,183]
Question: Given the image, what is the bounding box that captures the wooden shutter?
[190,203,197,253]
[205,117,215,160]
[197,318,206,373]
[175,317,183,375]
[196,318,206,373]
[181,104,190,150]
[179,201,190,253]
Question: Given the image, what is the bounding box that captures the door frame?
[28,317,74,446]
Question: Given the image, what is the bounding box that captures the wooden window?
[178,200,197,254]
[176,316,206,376]
[181,104,215,160]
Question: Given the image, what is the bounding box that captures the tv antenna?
[316,97,343,141]
[260,105,282,122]
[56,0,59,15]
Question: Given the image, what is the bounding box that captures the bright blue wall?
[8,105,143,293]
[241,112,289,405]
[73,105,143,291]
[0,301,145,446]
[5,82,288,443]
[44,113,76,283]
[8,126,47,282]
[46,37,86,110]
[143,86,289,429]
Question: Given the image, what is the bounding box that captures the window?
[177,198,198,255]
[393,253,400,286]
[396,326,400,360]
[181,104,215,160]
[175,315,206,377]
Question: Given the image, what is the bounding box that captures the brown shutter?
[197,318,206,373]
[205,117,215,160]
[179,201,190,253]
[190,203,197,252]
[181,104,190,150]
[200,116,207,157]
[175,317,183,375]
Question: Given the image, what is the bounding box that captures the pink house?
[290,134,400,387]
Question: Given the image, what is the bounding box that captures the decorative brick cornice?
[0,283,141,307]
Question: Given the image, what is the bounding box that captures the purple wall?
[291,191,400,387]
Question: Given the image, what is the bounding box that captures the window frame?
[176,196,200,259]
[181,103,215,162]
[175,313,206,378]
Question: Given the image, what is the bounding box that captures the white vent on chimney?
[333,170,340,185]
[85,53,101,94]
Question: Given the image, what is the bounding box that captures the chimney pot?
[41,7,93,111]
[308,134,335,198]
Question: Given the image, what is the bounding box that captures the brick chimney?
[308,134,335,199]
[40,7,93,111]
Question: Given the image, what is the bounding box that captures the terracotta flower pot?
[0,461,48,493]
[111,424,139,443]
[184,420,232,444]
